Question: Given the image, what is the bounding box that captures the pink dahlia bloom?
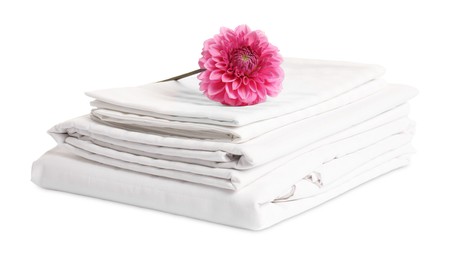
[198,25,284,106]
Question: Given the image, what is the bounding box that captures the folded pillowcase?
[90,79,387,143]
[86,58,386,127]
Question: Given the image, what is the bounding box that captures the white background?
[1,0,448,259]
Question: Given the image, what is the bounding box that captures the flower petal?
[246,92,258,103]
[238,86,250,100]
[247,31,260,46]
[248,79,257,92]
[222,73,236,82]
[207,82,225,96]
[232,78,241,90]
[256,83,267,98]
[209,70,223,81]
[197,70,208,81]
[225,83,237,99]
[204,59,216,70]
[209,45,221,56]
[215,62,227,69]
[235,24,251,36]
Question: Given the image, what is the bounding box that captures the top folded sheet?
[87,58,385,127]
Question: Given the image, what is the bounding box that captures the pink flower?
[198,25,284,106]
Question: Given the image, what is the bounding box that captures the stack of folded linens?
[32,58,417,230]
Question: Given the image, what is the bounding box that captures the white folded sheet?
[87,58,386,143]
[32,141,413,230]
[49,84,417,189]
[87,58,386,128]
[90,79,387,143]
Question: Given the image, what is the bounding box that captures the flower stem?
[157,68,206,83]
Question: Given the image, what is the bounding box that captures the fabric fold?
[89,79,387,143]
[32,144,412,230]
[86,58,385,127]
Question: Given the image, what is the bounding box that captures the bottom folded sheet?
[32,140,413,230]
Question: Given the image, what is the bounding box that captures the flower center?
[230,46,258,74]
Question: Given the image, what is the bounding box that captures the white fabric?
[90,79,386,143]
[87,58,385,127]
[32,58,417,230]
[49,84,417,190]
[32,143,412,230]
